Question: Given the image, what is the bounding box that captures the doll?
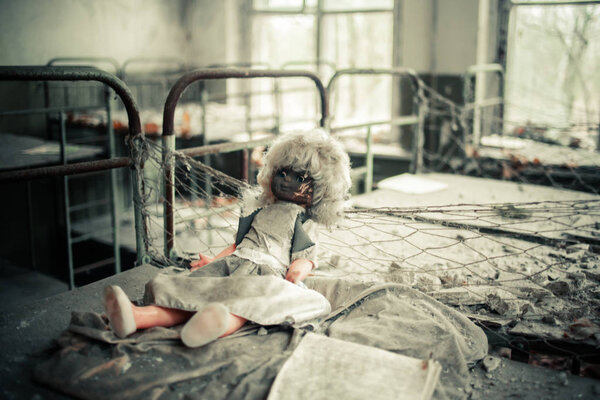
[103,129,351,347]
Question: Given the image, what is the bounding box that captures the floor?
[0,258,68,312]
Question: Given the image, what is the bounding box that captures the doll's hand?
[190,244,236,271]
[286,259,314,284]
[190,254,214,271]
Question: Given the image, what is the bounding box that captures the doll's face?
[271,167,314,207]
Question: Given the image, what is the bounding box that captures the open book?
[268,333,442,400]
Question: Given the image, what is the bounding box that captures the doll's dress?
[143,202,331,326]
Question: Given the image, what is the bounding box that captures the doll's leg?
[133,304,192,330]
[104,285,192,338]
[180,303,247,348]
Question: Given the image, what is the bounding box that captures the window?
[249,0,395,132]
[505,1,600,149]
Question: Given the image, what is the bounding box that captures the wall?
[183,0,230,66]
[400,0,489,75]
[0,0,189,66]
[400,0,434,73]
[434,0,480,74]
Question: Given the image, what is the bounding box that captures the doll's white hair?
[246,129,351,227]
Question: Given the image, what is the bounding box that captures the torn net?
[133,137,600,368]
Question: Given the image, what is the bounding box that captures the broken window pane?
[249,4,394,133]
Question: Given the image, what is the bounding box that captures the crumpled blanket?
[34,277,487,400]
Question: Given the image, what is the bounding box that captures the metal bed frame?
[160,68,327,260]
[44,57,124,283]
[0,66,146,286]
[0,65,428,282]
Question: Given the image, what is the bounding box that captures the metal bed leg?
[59,112,75,289]
[131,137,148,266]
[162,134,176,261]
[365,126,373,193]
[273,79,281,134]
[106,87,121,274]
[200,88,213,247]
[26,181,37,271]
[411,96,425,174]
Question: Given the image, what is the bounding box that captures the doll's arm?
[190,243,236,271]
[285,258,315,283]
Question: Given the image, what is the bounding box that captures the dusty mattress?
[34,272,487,400]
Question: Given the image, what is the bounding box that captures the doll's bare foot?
[103,285,136,338]
[180,303,229,348]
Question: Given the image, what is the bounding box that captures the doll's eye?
[278,170,287,178]
[296,175,305,183]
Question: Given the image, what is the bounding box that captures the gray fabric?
[236,208,315,256]
[234,202,317,271]
[235,208,261,246]
[141,201,326,326]
[291,219,319,267]
[34,277,487,400]
[309,278,488,400]
[290,214,315,254]
[144,263,331,326]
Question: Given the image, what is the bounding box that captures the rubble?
[431,286,517,306]
[545,281,570,296]
[486,294,532,318]
[386,263,443,292]
[542,315,558,325]
[557,371,569,387]
[508,321,567,341]
[565,318,600,343]
[482,356,501,372]
[257,327,268,336]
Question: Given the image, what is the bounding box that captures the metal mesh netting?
[137,134,600,353]
[132,69,600,375]
[136,138,249,265]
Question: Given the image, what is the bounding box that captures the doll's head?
[270,167,314,207]
[255,129,351,227]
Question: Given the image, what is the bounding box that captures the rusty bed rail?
[0,66,142,140]
[47,57,121,74]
